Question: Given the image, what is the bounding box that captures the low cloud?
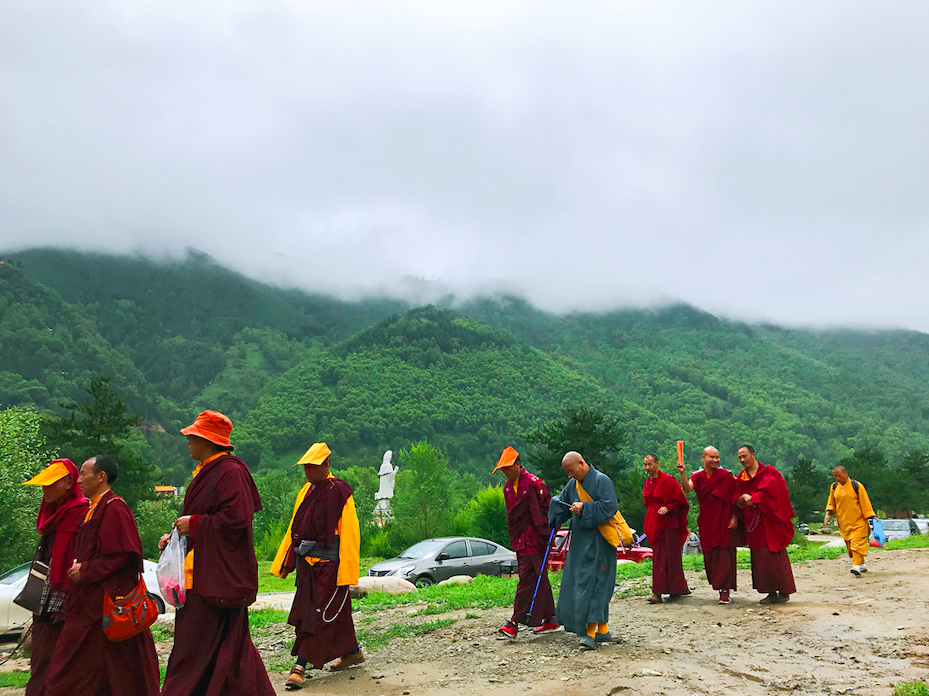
[2,1,928,329]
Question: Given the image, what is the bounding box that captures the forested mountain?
[2,248,928,490]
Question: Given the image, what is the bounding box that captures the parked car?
[546,529,653,572]
[879,519,922,541]
[796,522,810,535]
[0,562,31,635]
[367,537,516,587]
[0,559,167,635]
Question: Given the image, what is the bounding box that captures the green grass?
[357,574,519,613]
[256,558,383,593]
[886,534,929,550]
[248,607,290,629]
[0,672,30,688]
[150,623,174,643]
[357,618,457,649]
[895,681,929,696]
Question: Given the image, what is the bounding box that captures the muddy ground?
[3,547,928,695]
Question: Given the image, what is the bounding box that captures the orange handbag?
[101,576,159,642]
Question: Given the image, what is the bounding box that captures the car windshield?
[0,563,30,585]
[881,520,909,531]
[398,540,447,559]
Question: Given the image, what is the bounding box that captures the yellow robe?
[826,480,875,563]
[270,476,360,587]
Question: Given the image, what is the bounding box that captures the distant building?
[154,485,179,497]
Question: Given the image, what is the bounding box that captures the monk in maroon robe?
[22,458,88,696]
[278,444,363,680]
[493,447,558,638]
[677,446,738,604]
[733,445,797,604]
[161,410,275,696]
[643,453,690,603]
[44,455,160,696]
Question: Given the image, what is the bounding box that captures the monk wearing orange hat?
[493,447,559,639]
[160,410,275,696]
[21,459,88,696]
[270,443,362,690]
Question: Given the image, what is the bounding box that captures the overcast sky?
[2,1,928,330]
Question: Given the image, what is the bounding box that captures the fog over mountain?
[2,2,928,330]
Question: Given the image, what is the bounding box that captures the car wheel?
[149,593,166,615]
[415,576,434,588]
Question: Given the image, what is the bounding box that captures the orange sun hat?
[181,410,234,449]
[23,459,71,486]
[492,446,520,473]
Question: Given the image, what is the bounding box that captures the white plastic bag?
[156,528,187,608]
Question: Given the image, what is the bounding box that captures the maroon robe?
[690,467,737,592]
[27,459,89,696]
[504,469,554,626]
[643,472,689,595]
[162,454,274,696]
[283,477,358,669]
[44,490,160,696]
[734,463,797,595]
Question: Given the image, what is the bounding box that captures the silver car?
[368,537,516,587]
[880,518,925,541]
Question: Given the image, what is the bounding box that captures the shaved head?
[561,451,589,482]
[702,446,721,471]
[832,464,849,485]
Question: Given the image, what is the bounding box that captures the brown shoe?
[285,664,305,690]
[647,594,663,604]
[774,592,790,604]
[329,650,365,671]
[759,593,776,604]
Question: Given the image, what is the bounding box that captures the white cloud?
[1,1,928,329]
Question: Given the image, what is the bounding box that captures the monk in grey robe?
[549,451,624,650]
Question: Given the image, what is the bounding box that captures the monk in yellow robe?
[824,465,876,577]
[270,443,361,690]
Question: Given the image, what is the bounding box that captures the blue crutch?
[526,527,558,623]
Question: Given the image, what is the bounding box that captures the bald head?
[832,465,849,485]
[702,446,720,471]
[561,451,590,482]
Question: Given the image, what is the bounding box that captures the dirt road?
[285,547,929,696]
[3,547,927,695]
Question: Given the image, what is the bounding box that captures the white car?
[0,559,167,635]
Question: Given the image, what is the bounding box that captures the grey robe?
[549,466,618,637]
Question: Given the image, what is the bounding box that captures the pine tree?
[43,376,158,510]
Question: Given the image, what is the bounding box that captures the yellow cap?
[295,442,332,466]
[23,461,71,486]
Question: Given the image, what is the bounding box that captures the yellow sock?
[586,623,596,638]
[597,622,609,634]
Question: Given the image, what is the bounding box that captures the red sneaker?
[718,590,731,605]
[532,621,560,635]
[497,621,518,639]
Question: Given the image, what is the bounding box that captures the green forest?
[2,247,928,570]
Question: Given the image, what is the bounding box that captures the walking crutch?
[526,527,558,623]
